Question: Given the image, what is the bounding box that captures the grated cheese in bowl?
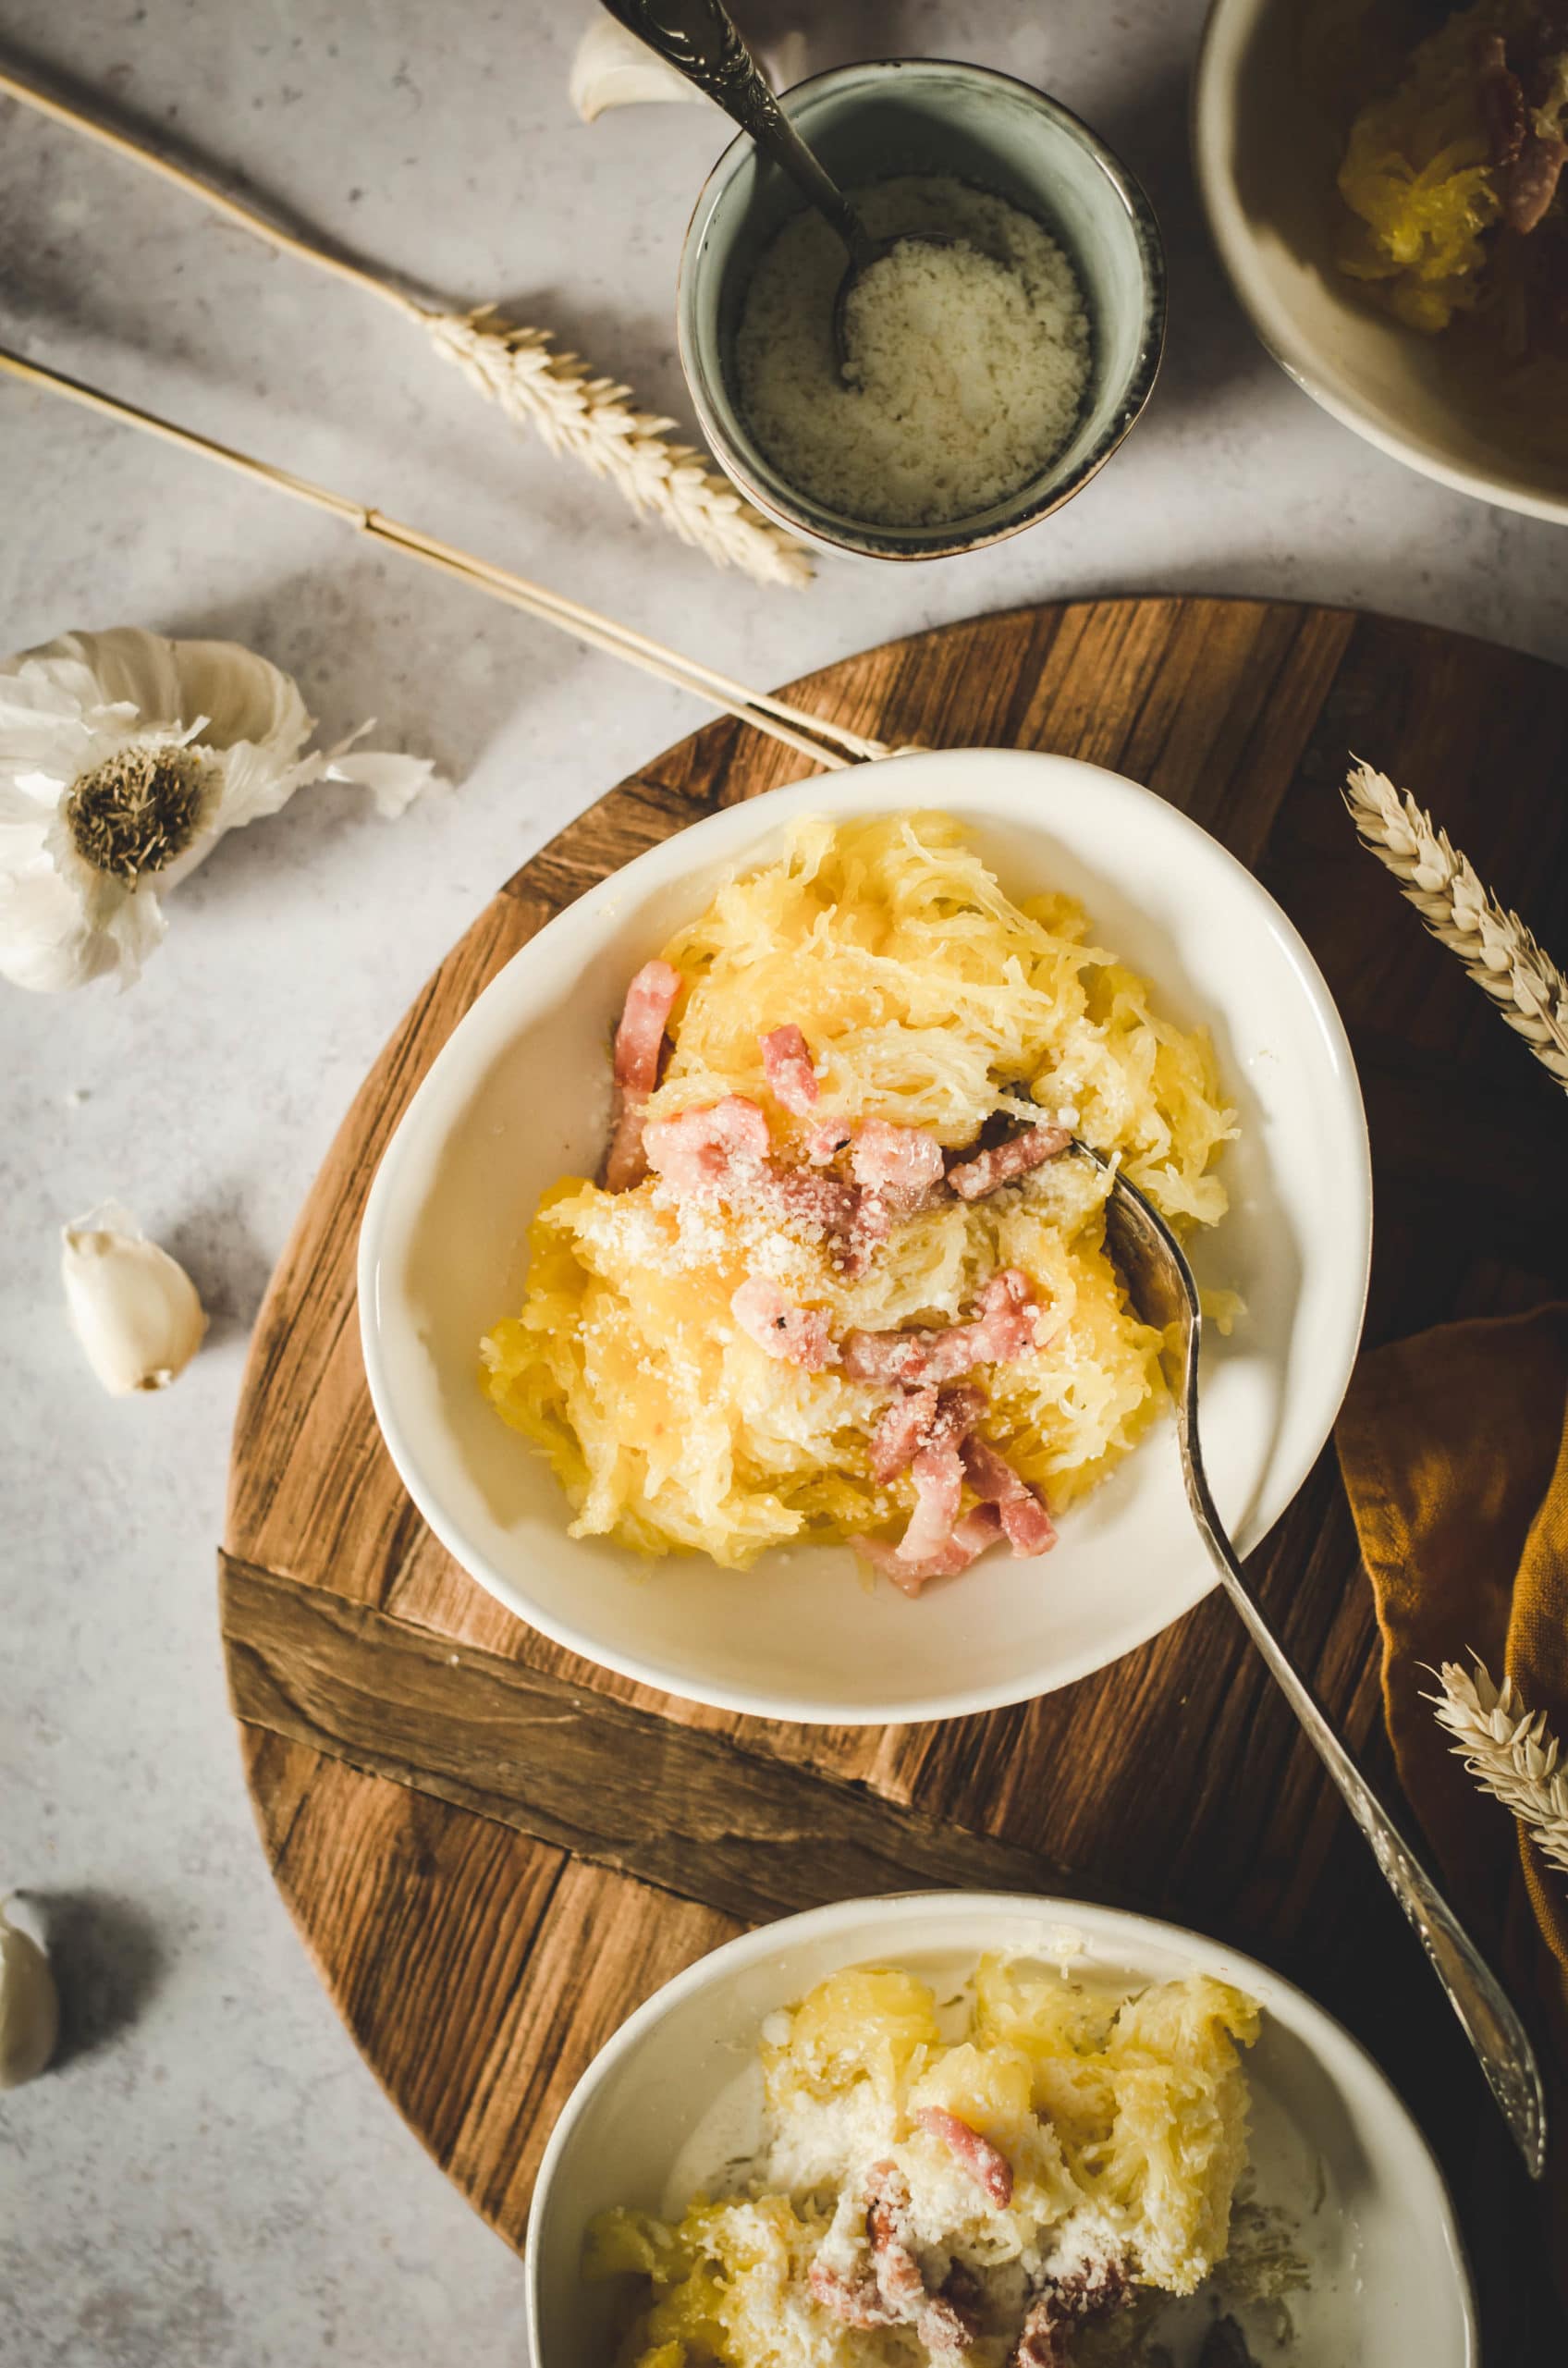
[735,178,1091,529]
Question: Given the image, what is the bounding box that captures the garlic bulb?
[569,20,711,119]
[0,1901,59,2089]
[0,627,436,992]
[570,19,807,121]
[61,1201,208,1394]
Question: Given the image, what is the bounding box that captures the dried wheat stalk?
[423,309,809,586]
[1426,1657,1568,1876]
[0,343,883,772]
[1343,760,1568,1089]
[0,61,810,588]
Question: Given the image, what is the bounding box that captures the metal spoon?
[1078,1140,1547,2178]
[599,0,957,372]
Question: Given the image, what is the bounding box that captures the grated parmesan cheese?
[735,177,1091,528]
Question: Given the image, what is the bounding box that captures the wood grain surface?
[221,597,1568,2358]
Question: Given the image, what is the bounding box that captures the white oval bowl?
[1194,0,1568,526]
[359,748,1370,1724]
[525,1890,1476,2368]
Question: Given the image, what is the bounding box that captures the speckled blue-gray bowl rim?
[676,57,1169,564]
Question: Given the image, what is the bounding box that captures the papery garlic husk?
[570,18,806,120]
[569,19,712,119]
[0,1900,59,2089]
[0,627,438,992]
[61,1200,208,1395]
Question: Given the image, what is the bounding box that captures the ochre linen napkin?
[1335,1303,1568,2288]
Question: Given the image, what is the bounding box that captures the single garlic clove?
[569,20,711,120]
[0,1901,60,2089]
[60,1199,208,1395]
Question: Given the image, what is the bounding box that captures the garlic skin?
[0,1902,59,2089]
[61,1201,208,1395]
[569,20,710,119]
[0,627,437,993]
[570,20,808,121]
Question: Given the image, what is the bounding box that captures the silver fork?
[1080,1141,1547,2178]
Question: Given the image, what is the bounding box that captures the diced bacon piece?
[842,1328,936,1386]
[643,1097,770,1196]
[850,1118,947,1205]
[864,2164,974,2357]
[755,1163,862,1242]
[948,1123,1072,1201]
[804,1118,853,1164]
[613,960,681,1093]
[836,1189,890,1279]
[962,1436,1057,1556]
[859,1505,1003,1596]
[808,2258,895,2330]
[603,1098,655,1195]
[869,1384,985,1483]
[1011,2262,1130,2368]
[899,1443,965,1565]
[841,1270,1046,1387]
[914,2106,1015,2208]
[1475,30,1527,166]
[760,1024,819,1113]
[731,1276,834,1370]
[1503,134,1567,234]
[602,959,682,1192]
[870,1390,936,1484]
[965,1269,1048,1366]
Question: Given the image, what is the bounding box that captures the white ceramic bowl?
[1194,0,1568,524]
[359,749,1370,1724]
[526,1890,1476,2368]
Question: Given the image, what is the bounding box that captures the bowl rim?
[523,1886,1479,2366]
[675,55,1168,561]
[1191,0,1568,529]
[357,747,1373,1727]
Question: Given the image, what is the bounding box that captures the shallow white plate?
[526,1891,1476,2368]
[359,749,1370,1724]
[1194,0,1568,525]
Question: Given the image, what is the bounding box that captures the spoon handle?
[1176,1374,1548,2178]
[599,0,874,264]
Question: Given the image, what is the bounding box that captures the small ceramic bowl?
[526,1891,1477,2368]
[676,59,1166,560]
[1194,0,1568,524]
[358,749,1371,1727]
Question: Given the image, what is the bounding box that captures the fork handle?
[597,0,874,264]
[1178,1395,1547,2178]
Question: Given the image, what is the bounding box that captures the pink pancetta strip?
[869,1384,985,1483]
[864,2164,974,2357]
[603,959,682,1192]
[841,1270,1046,1387]
[914,2106,1015,2208]
[851,1118,947,1207]
[859,1504,1002,1596]
[643,1096,770,1196]
[808,2258,895,2331]
[804,1118,853,1164]
[899,1444,965,1565]
[760,1024,819,1114]
[962,1435,1057,1557]
[730,1276,834,1370]
[948,1123,1072,1201]
[1504,134,1567,234]
[644,1098,871,1260]
[613,960,681,1093]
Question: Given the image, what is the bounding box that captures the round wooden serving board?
[223,596,1568,2353]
